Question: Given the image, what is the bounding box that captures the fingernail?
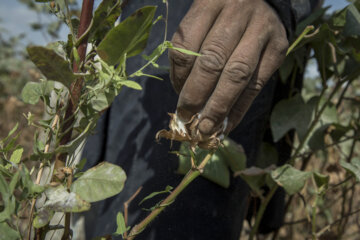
[199,118,215,135]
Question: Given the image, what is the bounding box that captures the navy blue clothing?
[79,0,317,239]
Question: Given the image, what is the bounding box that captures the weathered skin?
[169,0,289,136]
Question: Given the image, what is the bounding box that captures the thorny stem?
[127,151,214,239]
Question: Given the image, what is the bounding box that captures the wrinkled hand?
[169,0,288,136]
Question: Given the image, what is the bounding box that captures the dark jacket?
[78,1,320,239]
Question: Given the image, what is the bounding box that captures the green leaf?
[0,173,10,199]
[90,88,120,112]
[0,222,21,240]
[279,54,295,83]
[20,165,45,195]
[177,138,246,188]
[71,162,127,202]
[141,42,167,67]
[235,166,275,196]
[296,7,327,35]
[97,6,157,65]
[21,81,55,105]
[256,142,279,168]
[308,124,330,151]
[55,121,94,154]
[33,209,54,228]
[332,7,347,28]
[271,164,312,195]
[21,82,42,105]
[178,143,230,188]
[120,80,142,90]
[0,174,16,222]
[166,41,202,56]
[27,46,75,87]
[44,185,90,212]
[114,212,127,236]
[76,158,87,171]
[71,18,80,36]
[1,123,18,144]
[90,0,122,42]
[330,124,351,142]
[344,4,360,36]
[271,94,315,142]
[139,185,173,205]
[169,47,201,56]
[9,171,20,194]
[10,148,23,164]
[308,98,338,150]
[0,195,15,222]
[340,157,360,181]
[46,41,67,59]
[313,172,329,190]
[219,138,246,172]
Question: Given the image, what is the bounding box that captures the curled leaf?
[44,185,90,212]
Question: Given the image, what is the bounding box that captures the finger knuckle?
[198,42,228,74]
[223,60,253,84]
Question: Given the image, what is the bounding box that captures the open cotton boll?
[156,112,228,150]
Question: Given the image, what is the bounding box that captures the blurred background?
[0,0,350,45]
[0,1,358,239]
[0,0,350,155]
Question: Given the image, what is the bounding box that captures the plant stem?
[289,78,345,165]
[124,187,143,239]
[311,193,320,240]
[316,208,360,238]
[253,78,344,238]
[62,168,73,240]
[27,114,59,240]
[249,185,278,240]
[286,25,315,56]
[52,0,94,180]
[127,152,214,239]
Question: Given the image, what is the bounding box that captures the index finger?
[169,0,222,94]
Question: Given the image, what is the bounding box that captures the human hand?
[169,0,289,136]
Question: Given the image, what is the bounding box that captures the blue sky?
[0,0,351,46]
